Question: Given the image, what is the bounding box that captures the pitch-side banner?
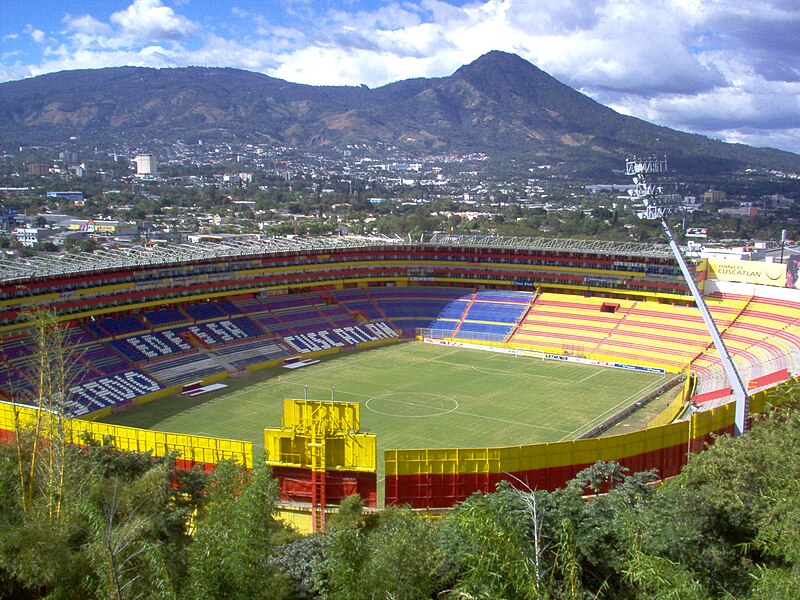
[705,258,787,287]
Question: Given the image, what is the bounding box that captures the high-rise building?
[134,154,158,177]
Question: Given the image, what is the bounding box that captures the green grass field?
[101,342,669,476]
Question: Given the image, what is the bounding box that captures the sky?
[2,0,800,154]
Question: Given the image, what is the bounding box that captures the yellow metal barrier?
[0,401,252,468]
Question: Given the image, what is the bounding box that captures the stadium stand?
[183,303,227,322]
[461,301,526,323]
[108,332,194,363]
[62,324,96,346]
[67,369,162,417]
[338,299,384,321]
[100,315,149,337]
[364,287,473,335]
[232,298,268,314]
[184,318,264,346]
[5,235,800,513]
[211,338,293,369]
[252,313,295,336]
[143,308,190,328]
[593,301,710,370]
[83,320,112,340]
[1,234,798,425]
[425,319,459,336]
[318,304,361,328]
[77,342,132,376]
[261,295,316,313]
[278,308,332,335]
[454,322,514,338]
[282,321,398,354]
[0,334,33,362]
[144,353,227,387]
[215,300,242,316]
[511,294,633,354]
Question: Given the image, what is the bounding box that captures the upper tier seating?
[143,308,190,328]
[183,303,227,322]
[98,315,149,337]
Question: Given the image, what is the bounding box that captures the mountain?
[1,51,798,176]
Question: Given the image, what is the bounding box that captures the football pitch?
[101,342,669,475]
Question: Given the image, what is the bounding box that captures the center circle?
[365,392,459,418]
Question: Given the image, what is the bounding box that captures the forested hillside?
[2,52,799,176]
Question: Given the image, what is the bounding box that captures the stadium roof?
[0,234,673,284]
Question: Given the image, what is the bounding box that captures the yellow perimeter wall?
[0,401,252,469]
[383,381,792,508]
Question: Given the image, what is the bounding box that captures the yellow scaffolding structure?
[264,398,376,532]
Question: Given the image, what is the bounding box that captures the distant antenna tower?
[626,156,749,436]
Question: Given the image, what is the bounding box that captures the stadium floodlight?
[626,156,749,435]
[625,156,681,219]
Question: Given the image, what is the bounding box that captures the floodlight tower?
[626,156,749,436]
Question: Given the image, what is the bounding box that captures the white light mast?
[626,156,749,435]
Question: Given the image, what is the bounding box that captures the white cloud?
[711,128,800,155]
[110,0,198,42]
[29,29,46,44]
[63,14,113,37]
[28,46,185,77]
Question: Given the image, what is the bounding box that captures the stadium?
[1,233,798,527]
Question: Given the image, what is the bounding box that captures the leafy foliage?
[184,456,292,599]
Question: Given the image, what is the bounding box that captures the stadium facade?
[1,234,798,513]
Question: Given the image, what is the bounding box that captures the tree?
[358,508,440,599]
[625,397,800,598]
[82,465,176,600]
[316,494,373,599]
[318,496,441,600]
[185,456,291,599]
[272,535,326,600]
[9,310,81,521]
[438,485,542,600]
[63,235,99,254]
